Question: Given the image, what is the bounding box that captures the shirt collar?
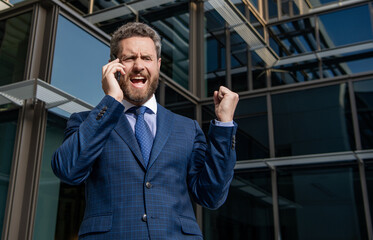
[122,94,157,114]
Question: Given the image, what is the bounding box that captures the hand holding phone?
[110,53,121,82]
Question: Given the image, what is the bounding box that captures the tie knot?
[129,106,147,116]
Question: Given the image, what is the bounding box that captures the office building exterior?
[0,0,372,239]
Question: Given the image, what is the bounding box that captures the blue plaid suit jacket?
[52,95,237,239]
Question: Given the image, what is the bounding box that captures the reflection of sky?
[51,15,108,107]
[354,79,373,92]
[319,5,373,48]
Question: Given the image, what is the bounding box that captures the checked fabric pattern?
[133,106,154,167]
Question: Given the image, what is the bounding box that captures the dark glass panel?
[164,85,195,119]
[271,60,320,86]
[267,0,278,20]
[319,5,373,49]
[322,49,373,78]
[203,96,269,160]
[33,113,85,240]
[142,2,189,89]
[0,12,32,86]
[253,68,266,90]
[353,79,373,149]
[281,0,300,17]
[51,15,108,116]
[278,163,367,240]
[0,109,18,236]
[269,18,317,57]
[203,170,274,240]
[231,32,248,92]
[272,84,355,157]
[205,3,227,97]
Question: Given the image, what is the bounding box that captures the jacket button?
[145,182,152,189]
[142,214,147,222]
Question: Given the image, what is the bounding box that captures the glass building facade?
[0,0,372,239]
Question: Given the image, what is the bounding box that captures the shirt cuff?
[213,119,234,127]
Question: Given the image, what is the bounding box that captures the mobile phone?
[110,53,121,82]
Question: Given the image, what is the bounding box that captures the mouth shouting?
[130,75,147,88]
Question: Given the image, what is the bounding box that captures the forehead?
[119,37,157,55]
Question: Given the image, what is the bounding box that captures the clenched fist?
[213,86,239,122]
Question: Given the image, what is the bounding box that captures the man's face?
[118,37,161,106]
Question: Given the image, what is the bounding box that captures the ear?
[158,58,161,70]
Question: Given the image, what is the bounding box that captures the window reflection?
[33,113,85,240]
[163,85,195,119]
[353,79,373,149]
[202,96,269,161]
[272,84,355,157]
[0,12,32,86]
[278,164,367,240]
[51,15,108,113]
[205,3,227,97]
[269,18,317,57]
[144,3,189,89]
[0,109,18,237]
[203,170,274,240]
[271,59,319,86]
[319,5,373,50]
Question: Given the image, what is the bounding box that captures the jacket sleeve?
[187,120,237,209]
[51,95,124,185]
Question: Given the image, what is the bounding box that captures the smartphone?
[110,53,121,82]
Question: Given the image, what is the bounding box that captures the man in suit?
[52,22,239,239]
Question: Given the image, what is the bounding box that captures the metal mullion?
[267,93,276,158]
[355,155,373,239]
[225,23,232,89]
[268,163,281,240]
[348,81,362,150]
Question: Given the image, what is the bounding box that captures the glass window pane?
[269,18,317,58]
[33,113,85,240]
[145,3,189,89]
[51,15,108,112]
[163,85,195,119]
[322,49,373,78]
[203,96,269,160]
[203,170,274,240]
[0,12,32,86]
[319,5,373,49]
[278,164,368,240]
[272,84,355,157]
[0,109,18,236]
[271,60,320,86]
[205,3,227,97]
[267,0,278,20]
[353,79,373,149]
[231,32,248,92]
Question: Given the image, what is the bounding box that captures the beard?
[120,72,159,105]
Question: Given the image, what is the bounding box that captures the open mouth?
[130,75,147,88]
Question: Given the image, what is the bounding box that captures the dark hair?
[110,22,161,59]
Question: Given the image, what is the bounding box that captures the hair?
[110,22,162,59]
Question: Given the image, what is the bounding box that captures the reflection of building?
[0,0,373,239]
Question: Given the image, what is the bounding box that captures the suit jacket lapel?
[114,112,146,170]
[148,104,174,169]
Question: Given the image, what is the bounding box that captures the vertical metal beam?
[348,81,362,150]
[89,0,94,14]
[189,0,205,97]
[267,93,276,158]
[267,163,281,240]
[225,23,232,89]
[355,155,373,240]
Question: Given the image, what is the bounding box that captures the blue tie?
[134,106,153,167]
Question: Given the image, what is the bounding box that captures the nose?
[132,58,144,73]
